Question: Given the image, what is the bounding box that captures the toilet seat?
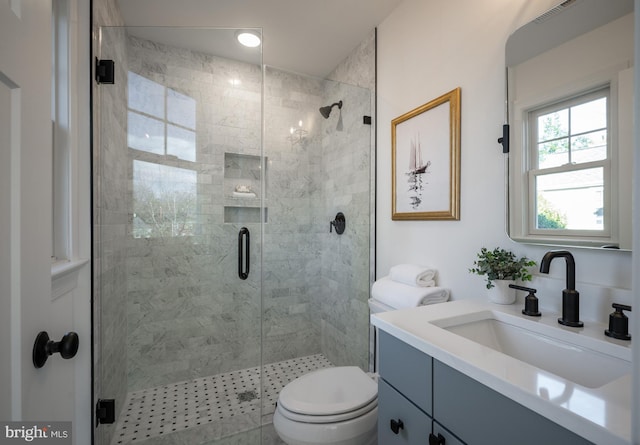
[277,366,377,424]
[277,398,377,424]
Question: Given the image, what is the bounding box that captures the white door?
[0,0,77,436]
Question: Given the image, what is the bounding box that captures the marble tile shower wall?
[92,1,129,443]
[125,36,264,392]
[261,38,374,369]
[262,67,325,364]
[320,33,374,370]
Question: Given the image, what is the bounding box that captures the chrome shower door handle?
[238,227,250,280]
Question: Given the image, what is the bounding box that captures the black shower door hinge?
[498,123,509,153]
[95,58,115,84]
[96,398,116,425]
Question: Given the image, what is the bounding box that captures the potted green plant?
[469,247,536,304]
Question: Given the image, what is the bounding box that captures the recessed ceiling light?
[236,30,261,48]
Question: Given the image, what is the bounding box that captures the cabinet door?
[379,331,433,415]
[378,378,432,444]
[433,361,593,445]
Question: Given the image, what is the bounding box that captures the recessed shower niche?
[224,152,267,223]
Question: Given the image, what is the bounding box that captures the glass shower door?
[94,27,265,445]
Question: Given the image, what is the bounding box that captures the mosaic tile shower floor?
[112,354,333,444]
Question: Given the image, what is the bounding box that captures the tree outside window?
[127,72,198,238]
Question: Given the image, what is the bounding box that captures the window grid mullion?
[567,107,573,164]
[164,85,168,156]
[527,87,610,237]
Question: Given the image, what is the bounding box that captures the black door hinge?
[95,58,115,84]
[498,123,509,153]
[96,399,116,425]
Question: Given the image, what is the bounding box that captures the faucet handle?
[508,284,536,294]
[509,284,541,317]
[613,303,632,312]
[605,303,631,341]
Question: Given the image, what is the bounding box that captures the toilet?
[273,300,392,445]
[273,366,378,445]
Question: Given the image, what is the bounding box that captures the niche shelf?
[223,206,267,224]
[223,152,267,223]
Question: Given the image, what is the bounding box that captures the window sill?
[51,258,89,301]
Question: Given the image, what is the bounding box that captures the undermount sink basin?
[432,311,631,388]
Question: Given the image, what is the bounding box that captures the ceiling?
[117,0,404,78]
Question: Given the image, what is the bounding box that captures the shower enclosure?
[94,26,373,445]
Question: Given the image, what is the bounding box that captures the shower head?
[319,100,343,119]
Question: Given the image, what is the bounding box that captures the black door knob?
[33,331,79,368]
[429,433,446,444]
[390,418,404,434]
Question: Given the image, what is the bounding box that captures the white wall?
[376,0,633,323]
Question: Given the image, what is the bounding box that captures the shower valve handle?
[329,212,345,235]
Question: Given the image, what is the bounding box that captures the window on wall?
[128,72,196,162]
[127,72,198,238]
[132,161,197,238]
[51,0,70,261]
[526,87,610,238]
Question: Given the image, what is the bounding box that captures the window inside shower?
[127,72,197,162]
[127,72,198,239]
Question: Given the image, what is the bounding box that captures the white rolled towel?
[371,276,449,310]
[389,264,437,287]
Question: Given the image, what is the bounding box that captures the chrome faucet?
[539,250,583,327]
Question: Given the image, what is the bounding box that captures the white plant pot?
[487,279,516,305]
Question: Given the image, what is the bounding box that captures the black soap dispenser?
[604,303,632,341]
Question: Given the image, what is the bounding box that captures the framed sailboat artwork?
[391,87,461,220]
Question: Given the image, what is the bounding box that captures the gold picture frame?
[391,87,461,220]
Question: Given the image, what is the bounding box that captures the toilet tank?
[368,298,398,373]
[368,298,396,314]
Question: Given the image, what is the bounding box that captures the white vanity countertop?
[371,300,633,445]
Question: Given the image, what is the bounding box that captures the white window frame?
[51,0,90,285]
[523,86,617,245]
[52,0,71,262]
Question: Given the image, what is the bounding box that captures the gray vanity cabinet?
[433,361,593,445]
[432,421,465,445]
[378,379,433,444]
[378,330,432,415]
[377,331,594,445]
[378,331,433,443]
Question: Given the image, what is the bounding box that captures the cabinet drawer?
[378,378,432,445]
[432,421,466,445]
[433,361,593,445]
[379,331,432,415]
